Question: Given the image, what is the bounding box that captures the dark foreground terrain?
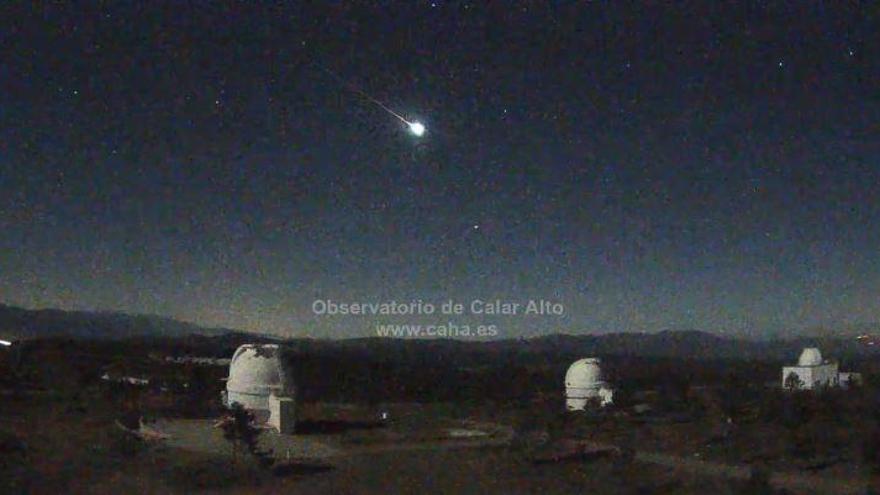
[3,335,880,494]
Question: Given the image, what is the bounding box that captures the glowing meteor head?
[408,121,426,137]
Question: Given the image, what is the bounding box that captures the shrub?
[220,404,274,469]
[740,466,775,495]
[861,428,880,473]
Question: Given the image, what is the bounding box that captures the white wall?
[812,362,839,388]
[839,372,862,388]
[269,394,296,434]
[566,385,613,410]
[782,363,839,390]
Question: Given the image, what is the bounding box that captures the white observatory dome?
[797,347,823,366]
[565,358,613,410]
[565,358,603,389]
[225,344,295,412]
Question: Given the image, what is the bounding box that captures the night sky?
[2,2,878,338]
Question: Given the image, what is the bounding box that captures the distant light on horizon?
[0,339,12,347]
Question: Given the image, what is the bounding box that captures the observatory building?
[564,358,613,410]
[781,347,860,390]
[223,344,296,433]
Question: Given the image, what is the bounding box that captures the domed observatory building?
[565,358,613,410]
[223,344,296,433]
[781,347,860,391]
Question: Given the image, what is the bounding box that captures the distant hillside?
[278,328,877,365]
[508,329,749,358]
[1,302,877,362]
[520,330,878,362]
[0,303,235,340]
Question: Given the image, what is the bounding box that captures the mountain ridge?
[1,303,877,361]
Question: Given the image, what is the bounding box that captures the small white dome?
[565,358,604,388]
[798,347,823,366]
[226,344,295,411]
[565,358,613,410]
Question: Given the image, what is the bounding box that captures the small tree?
[220,404,274,468]
[784,372,804,392]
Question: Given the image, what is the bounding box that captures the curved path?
[583,440,872,495]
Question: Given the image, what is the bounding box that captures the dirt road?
[603,442,873,495]
[152,419,876,493]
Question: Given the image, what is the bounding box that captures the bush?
[789,427,817,459]
[108,428,145,459]
[861,428,880,473]
[739,466,775,495]
[220,404,274,469]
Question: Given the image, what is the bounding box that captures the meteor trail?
[314,63,426,136]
